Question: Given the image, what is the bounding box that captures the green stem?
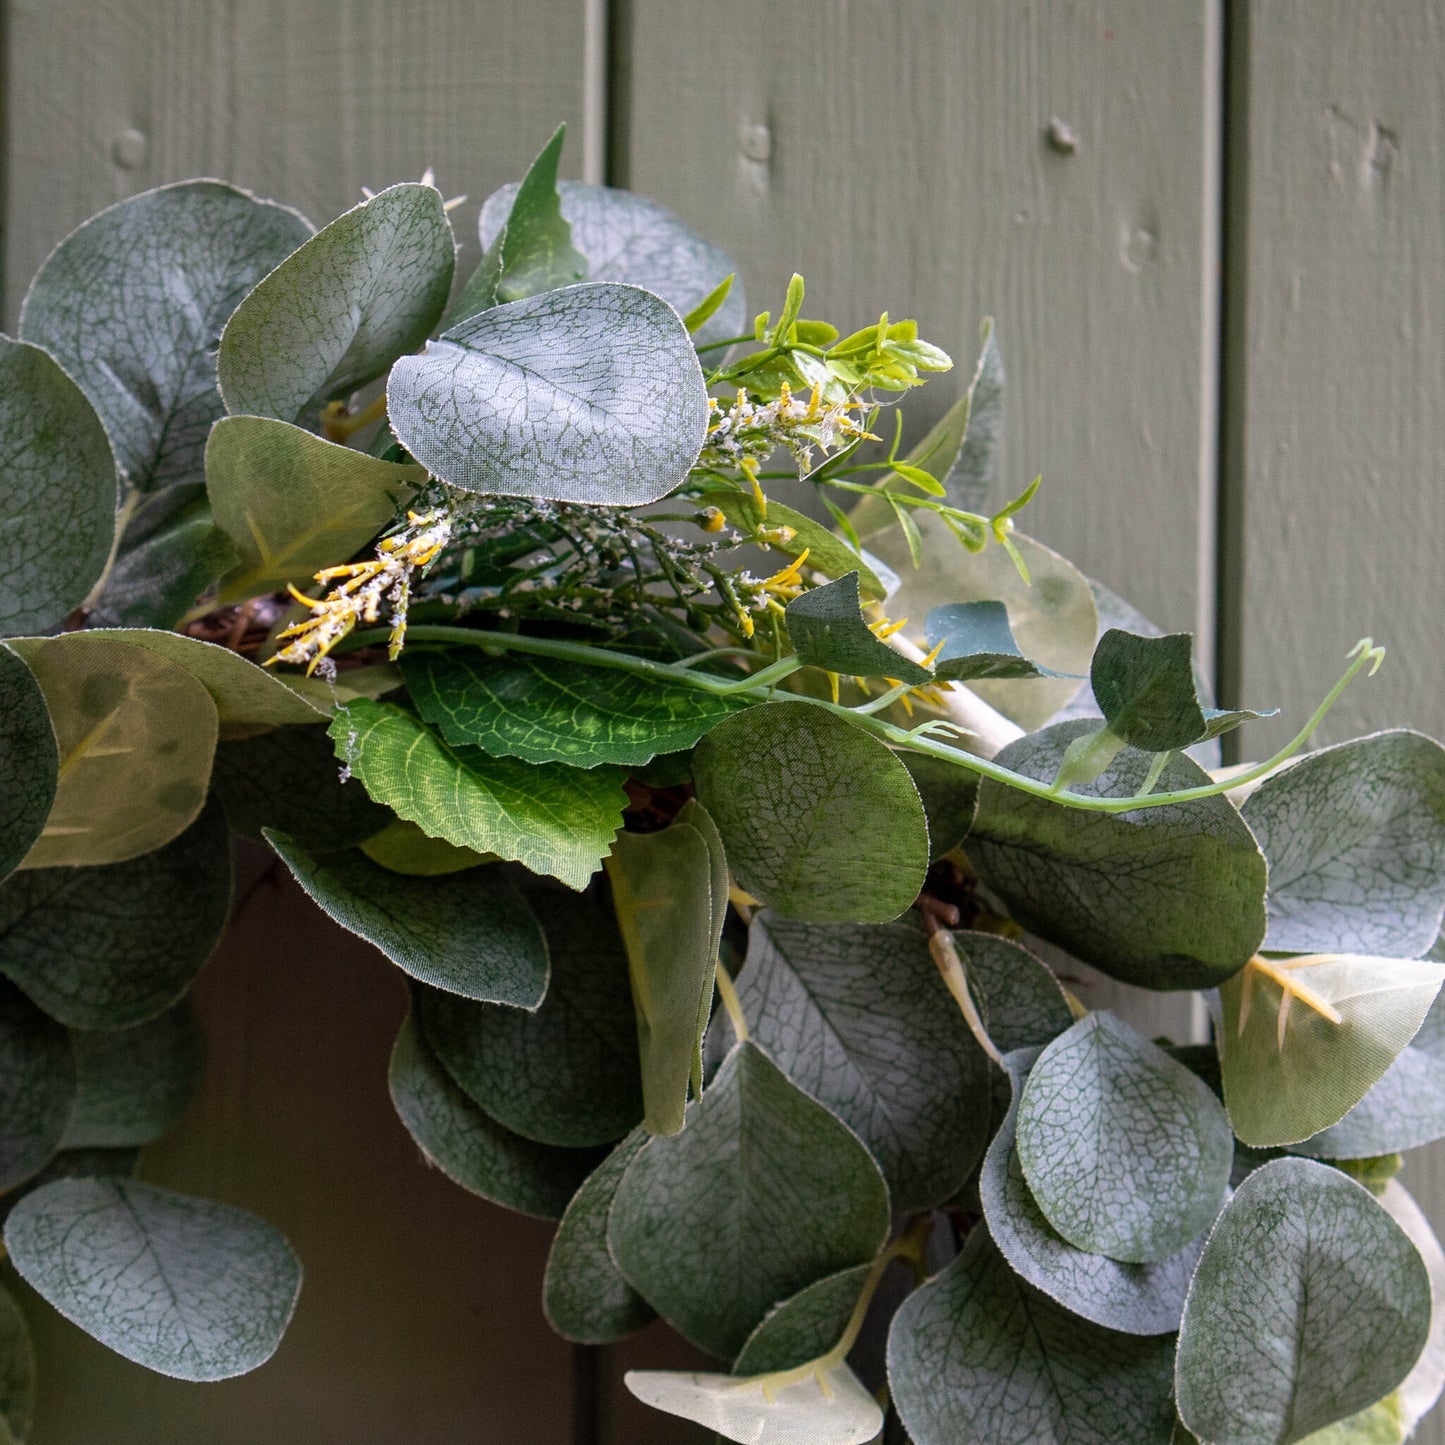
[713,959,749,1043]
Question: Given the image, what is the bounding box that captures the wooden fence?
[3,1,1442,1440]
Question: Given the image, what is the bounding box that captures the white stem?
[886,633,1025,759]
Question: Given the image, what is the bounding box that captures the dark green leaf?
[0,646,56,886]
[954,931,1076,1053]
[0,1282,33,1444]
[0,978,75,1192]
[1088,630,1209,752]
[901,752,978,862]
[731,1264,870,1374]
[784,574,931,684]
[925,601,1058,682]
[357,819,492,874]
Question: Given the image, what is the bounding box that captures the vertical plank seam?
[603,0,632,188]
[582,0,608,185]
[0,0,11,319]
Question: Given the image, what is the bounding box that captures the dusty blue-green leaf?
[0,646,56,886]
[1218,953,1445,1147]
[731,1264,870,1375]
[925,601,1060,682]
[735,912,992,1210]
[266,833,546,1006]
[1242,731,1445,957]
[331,699,625,890]
[609,1041,890,1358]
[693,702,929,925]
[954,931,1076,1053]
[0,977,75,1192]
[542,1127,655,1343]
[403,649,743,767]
[1088,630,1209,751]
[983,1051,1205,1335]
[887,1224,1178,1445]
[418,887,640,1147]
[61,1002,200,1150]
[387,1006,601,1219]
[219,183,453,422]
[901,752,978,862]
[0,1281,35,1443]
[965,719,1267,989]
[480,177,744,345]
[1016,1012,1232,1263]
[4,1177,301,1381]
[387,282,709,505]
[783,574,931,684]
[0,337,117,635]
[19,181,312,490]
[1175,1157,1431,1445]
[0,1149,141,1237]
[206,416,423,602]
[0,799,232,1028]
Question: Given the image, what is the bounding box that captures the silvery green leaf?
[0,977,75,1192]
[19,181,312,490]
[965,719,1267,989]
[387,282,709,505]
[887,1224,1178,1445]
[479,178,745,345]
[0,799,232,1029]
[4,1177,301,1381]
[1242,730,1445,957]
[387,1007,602,1219]
[925,601,1059,682]
[0,1149,140,1236]
[219,183,454,422]
[735,912,992,1210]
[0,1282,34,1443]
[266,833,548,1007]
[783,574,931,684]
[1218,953,1445,1147]
[608,1041,890,1358]
[0,337,116,635]
[732,1265,871,1376]
[982,1051,1205,1335]
[1175,1158,1431,1445]
[1016,1012,1232,1263]
[62,1002,200,1150]
[0,645,56,886]
[692,702,929,925]
[416,888,640,1147]
[954,932,1075,1053]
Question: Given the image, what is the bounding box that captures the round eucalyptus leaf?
[731,1263,870,1375]
[4,1177,301,1382]
[0,645,57,886]
[0,977,75,1193]
[387,282,709,505]
[954,930,1075,1053]
[1176,1158,1431,1445]
[0,1282,35,1444]
[901,751,978,862]
[0,1148,140,1236]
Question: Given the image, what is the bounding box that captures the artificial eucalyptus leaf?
[266,834,549,1007]
[19,181,312,491]
[417,888,640,1146]
[8,632,218,868]
[542,1128,655,1344]
[608,1041,890,1358]
[403,649,743,767]
[357,819,493,875]
[734,912,992,1210]
[953,931,1076,1053]
[0,646,57,886]
[887,1224,1178,1445]
[783,573,931,684]
[901,752,977,862]
[330,699,625,890]
[1241,730,1445,957]
[732,1264,871,1376]
[965,719,1267,989]
[0,799,232,1029]
[1016,1012,1232,1263]
[982,1051,1205,1336]
[62,1002,199,1150]
[387,1007,602,1219]
[0,977,75,1192]
[1175,1157,1431,1445]
[1218,953,1445,1147]
[693,702,929,924]
[219,183,454,422]
[206,416,424,602]
[925,601,1057,682]
[0,336,116,635]
[388,283,709,505]
[4,1177,302,1381]
[0,1149,140,1234]
[0,1283,34,1444]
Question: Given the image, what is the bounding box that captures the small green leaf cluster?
[0,125,1442,1445]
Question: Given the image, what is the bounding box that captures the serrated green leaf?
[924,600,1058,682]
[19,181,312,491]
[783,574,931,684]
[1176,1158,1431,1445]
[403,648,743,768]
[388,283,709,505]
[1242,730,1445,957]
[206,416,424,602]
[357,819,492,874]
[387,1006,602,1219]
[4,1177,301,1381]
[330,699,625,890]
[0,646,56,886]
[1218,953,1445,1147]
[266,834,548,1006]
[0,799,232,1028]
[0,978,74,1192]
[219,183,454,422]
[887,1224,1178,1445]
[609,1041,890,1358]
[954,932,1075,1053]
[0,337,117,636]
[0,1283,34,1443]
[693,702,929,925]
[965,719,1267,989]
[1015,1013,1232,1263]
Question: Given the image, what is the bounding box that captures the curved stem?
[713,959,749,1043]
